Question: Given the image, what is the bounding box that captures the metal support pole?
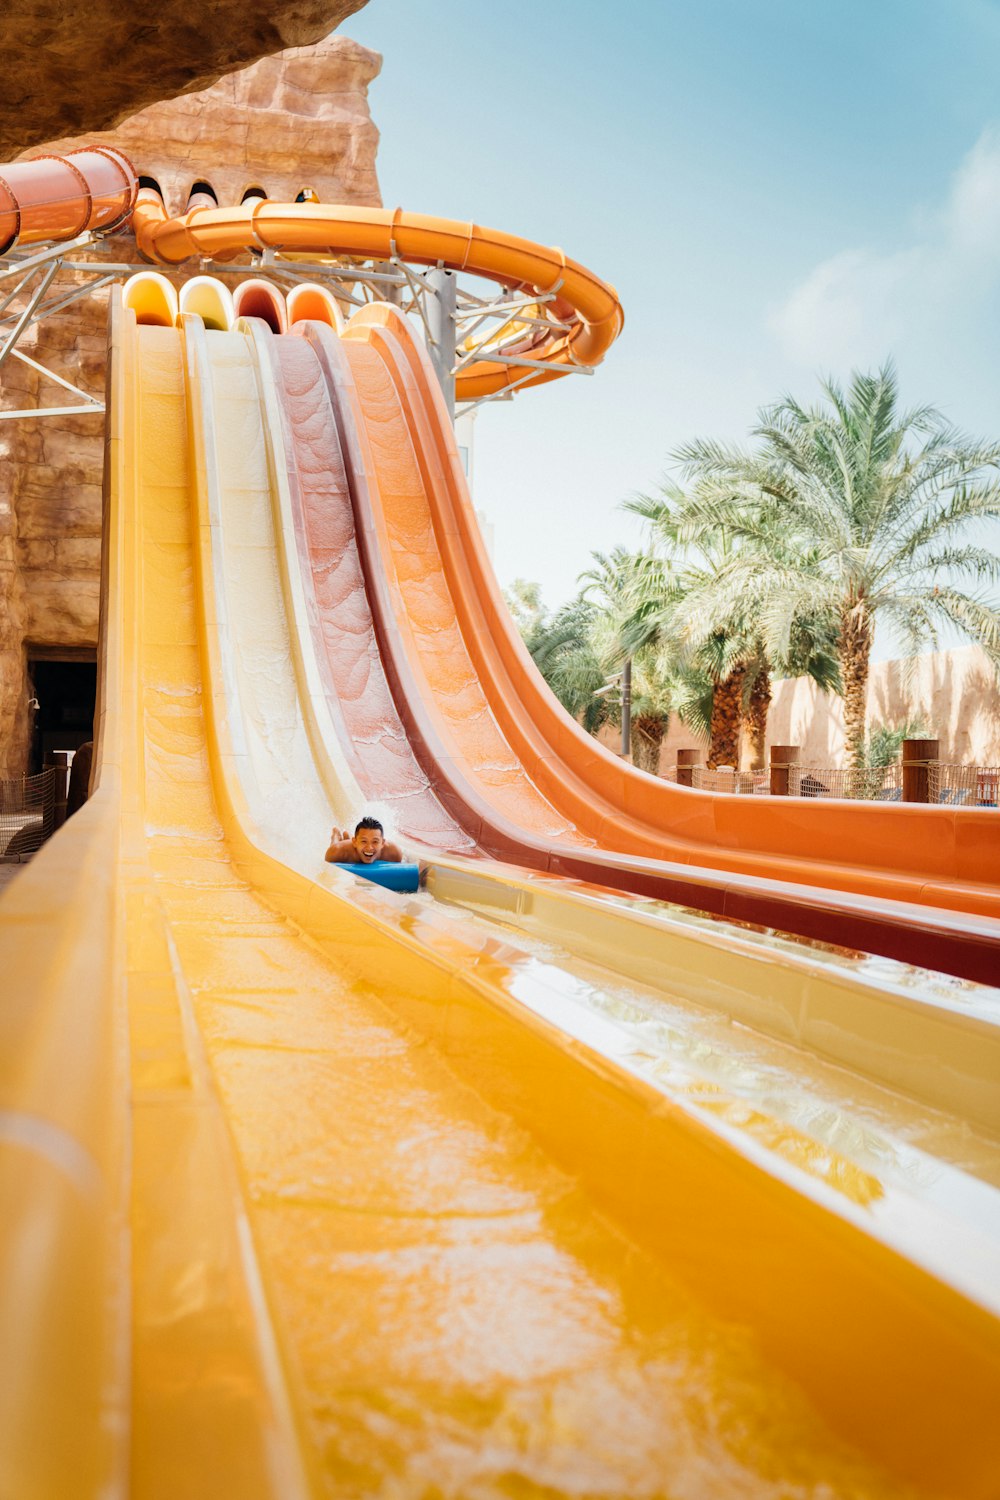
[0,261,58,371]
[375,261,403,306]
[48,751,70,831]
[426,266,457,421]
[621,658,631,759]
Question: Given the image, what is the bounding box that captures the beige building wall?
[763,645,1000,769]
[600,645,1000,773]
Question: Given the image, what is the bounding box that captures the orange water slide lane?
[348,301,1000,911]
[287,306,1000,984]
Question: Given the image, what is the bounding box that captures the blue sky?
[347,0,1000,645]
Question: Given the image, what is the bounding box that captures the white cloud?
[771,127,1000,369]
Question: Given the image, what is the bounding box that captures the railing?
[691,767,769,796]
[673,742,999,806]
[0,768,57,858]
[929,764,1000,808]
[690,764,905,800]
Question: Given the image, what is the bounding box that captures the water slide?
[8,155,996,977]
[2,158,1000,1495]
[3,153,1000,962]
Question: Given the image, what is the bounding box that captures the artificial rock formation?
[35,36,383,214]
[0,36,382,774]
[0,0,370,157]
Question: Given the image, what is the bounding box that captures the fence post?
[770,744,800,797]
[902,738,939,804]
[48,751,70,830]
[676,748,700,788]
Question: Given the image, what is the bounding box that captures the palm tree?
[509,554,678,774]
[522,591,610,732]
[622,487,838,770]
[578,548,679,774]
[671,363,1000,767]
[504,578,547,646]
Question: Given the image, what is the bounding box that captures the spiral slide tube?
[129,188,623,398]
[3,286,1000,1496]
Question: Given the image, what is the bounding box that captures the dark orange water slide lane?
[278,309,1000,984]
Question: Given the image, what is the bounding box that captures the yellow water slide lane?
[3,293,1000,1497]
[98,305,314,1500]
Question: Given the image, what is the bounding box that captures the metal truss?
[0,234,123,421]
[0,232,594,422]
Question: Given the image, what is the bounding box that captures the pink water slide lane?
[265,331,474,854]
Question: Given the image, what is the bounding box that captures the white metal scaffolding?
[0,229,593,424]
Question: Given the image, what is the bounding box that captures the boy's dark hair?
[354,816,384,836]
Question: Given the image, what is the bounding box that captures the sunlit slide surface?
[1,278,999,1500]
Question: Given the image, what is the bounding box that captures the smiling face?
[352,826,385,863]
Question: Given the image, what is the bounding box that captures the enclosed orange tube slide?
[0,148,137,256]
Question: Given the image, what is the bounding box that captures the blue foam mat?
[335,861,420,893]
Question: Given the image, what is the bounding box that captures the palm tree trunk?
[707,666,746,769]
[632,715,665,775]
[745,667,771,771]
[839,604,873,771]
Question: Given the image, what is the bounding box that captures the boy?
[325,816,403,866]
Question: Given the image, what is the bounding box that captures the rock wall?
[0,36,381,775]
[0,0,370,157]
